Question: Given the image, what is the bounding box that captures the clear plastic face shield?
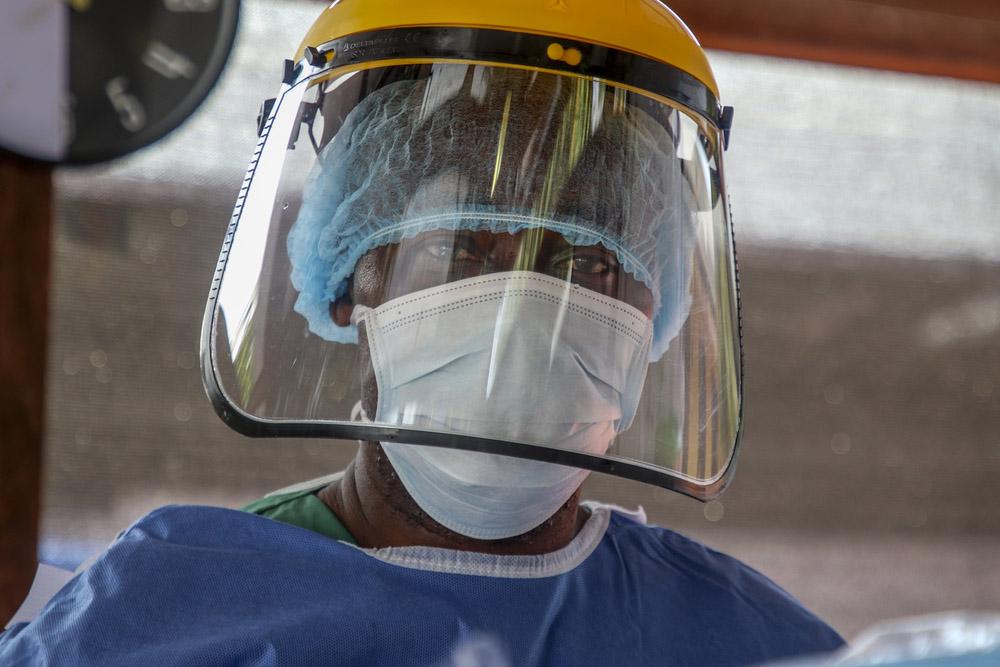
[203,58,742,501]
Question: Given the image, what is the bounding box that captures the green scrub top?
[242,485,357,545]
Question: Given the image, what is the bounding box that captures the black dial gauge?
[0,0,239,164]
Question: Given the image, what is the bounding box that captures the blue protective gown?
[0,504,843,666]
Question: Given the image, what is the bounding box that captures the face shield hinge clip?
[282,59,300,85]
[720,106,735,150]
[257,98,276,137]
[304,46,325,67]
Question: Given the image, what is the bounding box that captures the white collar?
[360,501,644,579]
[264,474,647,579]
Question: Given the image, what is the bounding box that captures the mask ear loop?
[348,303,373,432]
[350,399,370,423]
[349,304,370,327]
[349,399,372,446]
[350,303,388,426]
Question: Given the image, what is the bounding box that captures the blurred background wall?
[39,0,999,638]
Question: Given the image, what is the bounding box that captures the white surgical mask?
[352,271,652,540]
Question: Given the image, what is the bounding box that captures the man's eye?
[570,251,618,275]
[550,247,619,277]
[424,242,452,259]
[571,256,607,274]
[453,247,478,262]
[423,241,478,262]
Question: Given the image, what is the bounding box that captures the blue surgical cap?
[287,67,695,361]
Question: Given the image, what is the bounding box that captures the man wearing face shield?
[278,66,682,550]
[0,2,845,665]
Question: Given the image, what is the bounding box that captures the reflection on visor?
[207,62,741,497]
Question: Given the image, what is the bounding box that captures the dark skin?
[317,229,654,555]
